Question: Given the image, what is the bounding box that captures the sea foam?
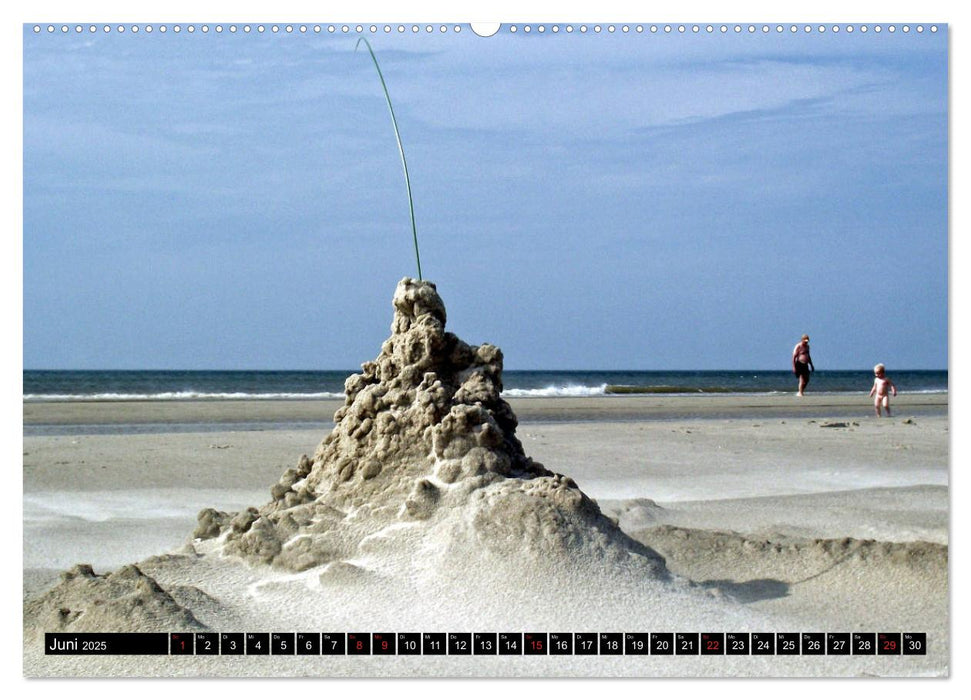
[23,391,346,402]
[501,384,608,398]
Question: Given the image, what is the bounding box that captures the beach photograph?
[20,16,948,680]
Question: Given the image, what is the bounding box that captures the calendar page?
[22,19,948,678]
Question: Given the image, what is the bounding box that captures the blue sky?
[22,24,948,370]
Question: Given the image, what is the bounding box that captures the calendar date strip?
[45,632,927,656]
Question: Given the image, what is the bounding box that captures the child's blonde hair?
[874,363,886,374]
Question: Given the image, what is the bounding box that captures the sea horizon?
[23,368,949,401]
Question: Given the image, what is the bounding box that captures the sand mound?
[637,525,948,572]
[23,564,205,633]
[602,498,667,532]
[632,525,947,605]
[200,278,668,582]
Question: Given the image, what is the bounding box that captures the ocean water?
[22,369,948,401]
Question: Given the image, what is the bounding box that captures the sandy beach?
[23,392,948,677]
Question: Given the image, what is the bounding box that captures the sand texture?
[23,280,948,678]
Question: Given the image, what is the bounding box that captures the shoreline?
[23,392,949,429]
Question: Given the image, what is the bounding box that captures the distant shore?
[23,392,948,428]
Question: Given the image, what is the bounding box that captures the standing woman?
[792,334,815,396]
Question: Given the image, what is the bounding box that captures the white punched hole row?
[31,23,939,36]
[510,23,935,34]
[32,24,467,35]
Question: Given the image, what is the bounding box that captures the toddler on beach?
[869,364,897,417]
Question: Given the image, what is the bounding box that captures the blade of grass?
[355,37,422,281]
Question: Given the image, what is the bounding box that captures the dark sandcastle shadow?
[693,545,860,603]
[637,524,948,606]
[697,578,791,604]
[694,543,902,604]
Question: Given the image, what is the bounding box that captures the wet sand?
[23,392,948,427]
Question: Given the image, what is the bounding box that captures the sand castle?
[27,278,670,634]
[202,278,668,579]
